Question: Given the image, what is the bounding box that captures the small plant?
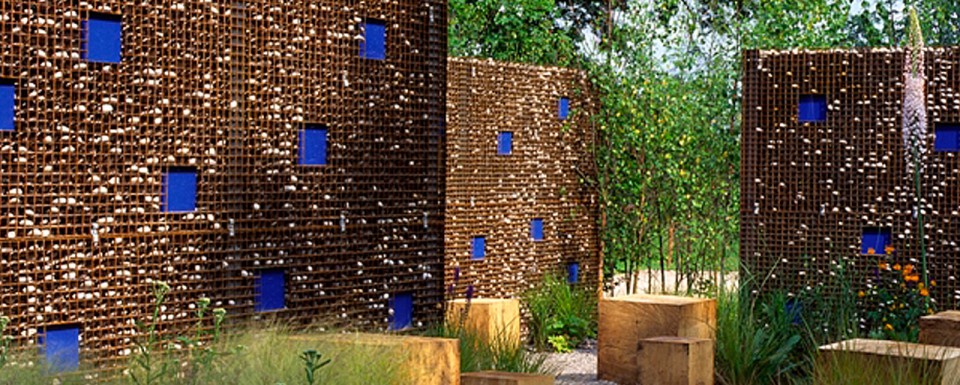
[129,280,173,385]
[524,273,596,352]
[859,247,934,342]
[547,336,572,354]
[0,315,12,369]
[299,349,331,385]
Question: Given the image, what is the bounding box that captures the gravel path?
[543,341,616,385]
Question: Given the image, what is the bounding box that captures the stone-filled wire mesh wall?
[742,48,960,308]
[0,0,446,364]
[445,58,599,302]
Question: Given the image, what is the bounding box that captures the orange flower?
[893,264,902,271]
[905,274,920,283]
[878,261,889,270]
[904,264,915,274]
[920,288,930,297]
[858,291,866,298]
[931,280,937,287]
[884,245,895,254]
[867,248,876,255]
[884,324,894,331]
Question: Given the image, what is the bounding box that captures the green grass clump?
[429,322,554,375]
[523,273,597,352]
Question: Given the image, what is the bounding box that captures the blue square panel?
[163,168,197,213]
[531,218,544,241]
[39,325,80,372]
[798,95,827,123]
[360,19,386,60]
[0,82,14,131]
[861,228,891,255]
[255,269,285,312]
[559,97,570,120]
[389,292,413,330]
[935,123,960,152]
[471,236,486,260]
[567,262,580,284]
[83,14,122,63]
[299,126,328,166]
[497,132,513,155]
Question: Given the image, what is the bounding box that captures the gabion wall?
[445,58,599,301]
[0,0,446,364]
[741,48,960,307]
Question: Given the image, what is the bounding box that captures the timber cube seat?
[461,371,554,385]
[598,294,716,385]
[817,339,960,385]
[447,298,521,348]
[921,311,960,348]
[638,337,714,385]
[290,333,460,385]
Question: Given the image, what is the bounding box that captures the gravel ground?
[543,341,617,385]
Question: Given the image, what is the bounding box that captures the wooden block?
[921,311,960,348]
[447,298,521,348]
[291,333,460,385]
[817,339,960,385]
[638,337,714,385]
[461,371,554,385]
[598,294,716,385]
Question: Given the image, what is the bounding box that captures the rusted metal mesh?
[445,57,600,305]
[741,48,960,308]
[0,0,446,364]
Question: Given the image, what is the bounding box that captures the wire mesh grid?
[742,48,960,308]
[444,57,600,303]
[0,0,446,365]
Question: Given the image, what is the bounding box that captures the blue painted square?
[360,19,386,60]
[567,262,580,284]
[861,228,891,255]
[798,95,827,123]
[162,168,197,213]
[299,126,328,166]
[559,97,570,120]
[471,236,486,260]
[82,14,122,63]
[785,299,802,326]
[935,123,960,152]
[255,269,285,312]
[531,218,544,241]
[39,325,80,372]
[497,132,513,155]
[0,82,14,131]
[389,292,413,330]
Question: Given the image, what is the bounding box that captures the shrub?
[524,273,597,352]
[429,322,554,375]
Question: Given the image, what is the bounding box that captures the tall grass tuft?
[429,323,555,375]
[524,273,597,352]
[714,287,802,385]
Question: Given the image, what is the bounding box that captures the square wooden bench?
[638,336,713,385]
[447,298,521,348]
[817,338,960,385]
[598,294,716,385]
[461,371,553,385]
[921,311,960,348]
[291,333,460,385]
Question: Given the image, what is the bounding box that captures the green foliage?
[524,273,597,352]
[0,315,11,369]
[299,349,332,385]
[546,336,572,354]
[715,288,803,385]
[448,0,578,66]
